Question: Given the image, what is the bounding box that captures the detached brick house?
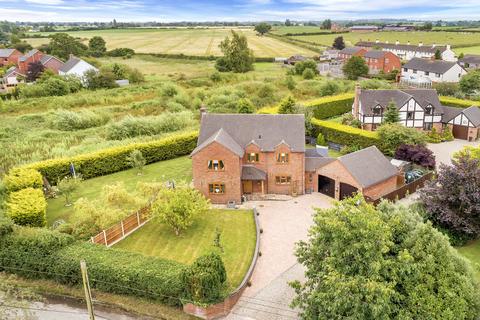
[0,49,22,67]
[338,47,367,61]
[338,47,400,74]
[353,85,480,141]
[191,112,401,204]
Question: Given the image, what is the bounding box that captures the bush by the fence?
[306,93,354,119]
[311,118,381,149]
[0,226,186,306]
[21,131,198,183]
[3,167,43,193]
[440,96,478,109]
[5,188,47,227]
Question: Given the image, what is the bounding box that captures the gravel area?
[428,139,479,168]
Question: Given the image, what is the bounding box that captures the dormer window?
[425,105,433,115]
[373,105,383,116]
[208,160,224,171]
[277,153,289,163]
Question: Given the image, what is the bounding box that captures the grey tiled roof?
[338,146,398,188]
[191,128,244,157]
[356,41,447,54]
[0,49,15,58]
[339,47,364,55]
[403,58,459,74]
[194,114,305,155]
[241,166,267,180]
[463,106,480,127]
[305,157,335,172]
[359,89,442,115]
[364,50,387,59]
[59,56,82,73]
[441,106,463,123]
[19,49,39,62]
[459,54,480,65]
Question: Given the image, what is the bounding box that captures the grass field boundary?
[274,31,348,37]
[266,33,325,54]
[136,52,275,62]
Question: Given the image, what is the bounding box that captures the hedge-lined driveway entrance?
[226,194,334,320]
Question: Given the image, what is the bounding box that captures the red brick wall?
[383,51,401,73]
[0,50,22,67]
[363,175,398,199]
[264,144,304,195]
[18,51,44,73]
[192,142,242,204]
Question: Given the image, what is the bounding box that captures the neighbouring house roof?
[191,128,244,157]
[241,166,267,180]
[4,66,24,77]
[193,114,305,156]
[338,146,398,188]
[358,89,442,115]
[59,56,82,73]
[0,48,16,58]
[40,54,63,66]
[459,54,480,65]
[463,106,480,127]
[339,47,364,55]
[19,49,39,62]
[363,50,387,59]
[305,157,335,172]
[356,41,448,54]
[403,58,459,74]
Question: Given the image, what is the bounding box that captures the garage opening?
[339,182,358,200]
[452,125,468,140]
[318,175,335,198]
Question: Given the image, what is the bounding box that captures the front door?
[243,180,253,194]
[318,175,335,198]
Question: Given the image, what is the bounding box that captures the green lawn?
[46,156,192,225]
[115,209,257,290]
[457,240,480,280]
[455,46,480,55]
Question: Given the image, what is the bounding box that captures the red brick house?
[0,49,22,67]
[40,55,65,74]
[338,47,367,61]
[191,112,401,204]
[18,49,44,73]
[363,50,401,74]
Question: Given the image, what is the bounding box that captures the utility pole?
[80,260,95,320]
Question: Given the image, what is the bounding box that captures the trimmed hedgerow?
[21,131,198,183]
[5,188,47,227]
[3,167,43,193]
[306,93,354,119]
[440,96,478,109]
[0,226,186,306]
[311,118,381,149]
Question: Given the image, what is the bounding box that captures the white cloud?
[25,0,64,4]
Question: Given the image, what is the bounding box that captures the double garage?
[318,176,358,200]
[447,106,480,141]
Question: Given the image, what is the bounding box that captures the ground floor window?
[275,176,291,185]
[209,183,225,194]
[423,122,433,131]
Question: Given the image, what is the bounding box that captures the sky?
[1,0,480,22]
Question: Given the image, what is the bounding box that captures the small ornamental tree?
[332,36,345,50]
[434,49,442,60]
[57,176,82,206]
[383,100,400,124]
[254,23,272,36]
[278,95,297,114]
[394,144,436,169]
[237,98,255,114]
[152,186,210,236]
[291,195,480,319]
[316,132,327,146]
[126,149,146,174]
[26,61,45,82]
[342,56,368,80]
[420,154,480,241]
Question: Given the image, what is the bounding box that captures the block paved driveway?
[428,139,479,168]
[225,194,334,320]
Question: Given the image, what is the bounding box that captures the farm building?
[459,54,480,70]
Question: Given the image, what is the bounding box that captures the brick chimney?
[199,105,207,120]
[353,83,361,120]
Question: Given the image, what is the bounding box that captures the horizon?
[2,0,480,23]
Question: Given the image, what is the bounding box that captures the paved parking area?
[226,194,334,320]
[428,139,479,168]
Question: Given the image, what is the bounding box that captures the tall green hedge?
[440,96,478,109]
[0,226,186,305]
[3,168,43,193]
[21,131,198,183]
[5,188,47,227]
[311,118,381,149]
[306,93,355,119]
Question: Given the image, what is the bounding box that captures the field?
[271,26,333,35]
[454,46,480,55]
[25,28,318,57]
[46,156,192,225]
[116,209,257,290]
[457,240,480,280]
[290,31,480,49]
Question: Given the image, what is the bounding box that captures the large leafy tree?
[88,36,107,57]
[342,56,368,80]
[332,36,345,50]
[152,186,210,236]
[254,23,272,35]
[215,31,254,73]
[459,70,480,96]
[382,99,400,124]
[321,19,332,30]
[49,33,87,60]
[291,195,480,319]
[420,154,480,240]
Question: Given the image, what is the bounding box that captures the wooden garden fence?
[91,206,151,247]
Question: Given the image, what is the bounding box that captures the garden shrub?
[182,252,227,304]
[3,168,43,193]
[0,216,14,236]
[394,144,436,169]
[5,188,47,227]
[377,124,427,156]
[311,118,380,149]
[294,60,318,76]
[49,109,110,131]
[316,132,326,146]
[21,131,198,183]
[434,83,459,96]
[302,68,315,80]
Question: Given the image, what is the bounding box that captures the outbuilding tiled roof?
[305,157,335,172]
[403,58,459,74]
[459,54,480,65]
[338,146,398,188]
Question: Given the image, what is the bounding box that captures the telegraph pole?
[80,260,95,320]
